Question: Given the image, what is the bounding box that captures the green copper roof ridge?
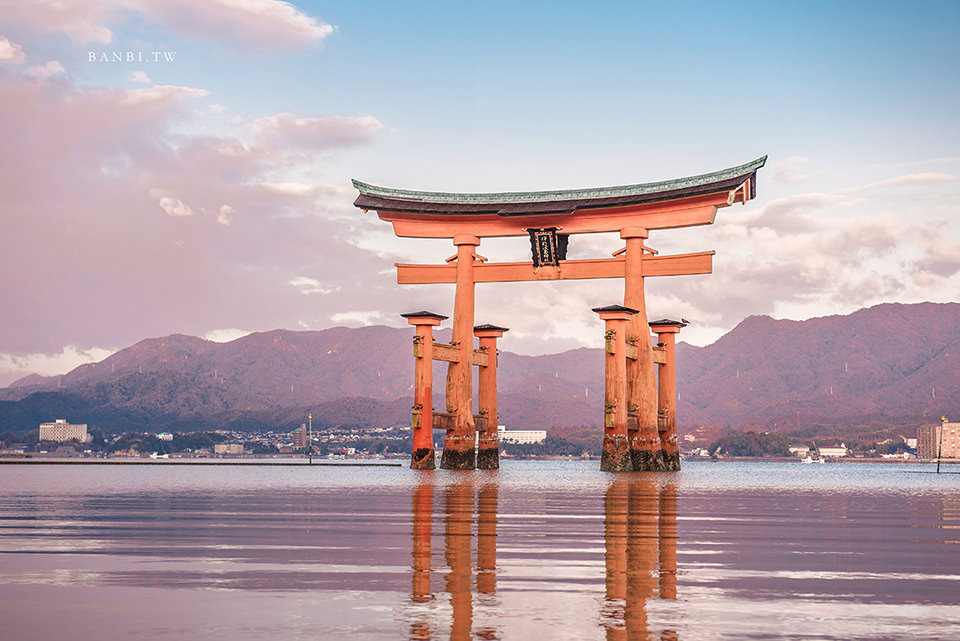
[352,156,766,205]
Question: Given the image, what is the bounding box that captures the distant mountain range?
[1,302,957,437]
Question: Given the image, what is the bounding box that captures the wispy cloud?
[288,277,339,296]
[330,311,387,325]
[253,114,383,151]
[25,60,65,79]
[849,172,957,192]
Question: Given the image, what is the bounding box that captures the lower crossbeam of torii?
[352,156,765,472]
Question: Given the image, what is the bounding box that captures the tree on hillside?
[708,431,790,457]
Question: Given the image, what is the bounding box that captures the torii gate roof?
[353,156,765,238]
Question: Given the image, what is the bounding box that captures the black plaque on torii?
[528,227,569,267]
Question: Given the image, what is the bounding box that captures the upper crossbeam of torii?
[353,156,766,472]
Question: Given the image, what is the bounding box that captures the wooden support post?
[594,305,636,472]
[441,235,480,470]
[474,324,508,469]
[622,227,664,471]
[650,319,686,471]
[402,311,447,469]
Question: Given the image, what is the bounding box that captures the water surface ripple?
[1,461,958,640]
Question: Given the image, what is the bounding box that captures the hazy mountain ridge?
[1,302,957,435]
[676,302,959,429]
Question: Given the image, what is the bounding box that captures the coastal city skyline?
[2,1,959,386]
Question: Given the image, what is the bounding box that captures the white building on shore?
[918,419,960,459]
[38,419,90,443]
[497,424,547,445]
[818,443,848,458]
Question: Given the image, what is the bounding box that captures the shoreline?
[0,458,402,466]
[2,455,956,466]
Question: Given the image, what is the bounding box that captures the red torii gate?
[353,156,765,471]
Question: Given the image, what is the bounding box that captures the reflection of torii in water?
[407,476,679,640]
[409,477,498,641]
[354,157,765,471]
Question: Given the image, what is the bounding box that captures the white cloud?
[330,311,385,325]
[130,70,151,84]
[158,196,194,217]
[216,204,235,226]
[0,36,25,63]
[259,182,318,196]
[288,276,339,295]
[0,345,117,387]
[202,328,252,343]
[25,60,65,79]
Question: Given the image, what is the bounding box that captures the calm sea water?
[1,460,958,640]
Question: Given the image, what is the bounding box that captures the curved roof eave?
[353,156,766,209]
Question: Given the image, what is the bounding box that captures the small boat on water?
[801,456,825,464]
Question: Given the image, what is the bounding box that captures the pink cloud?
[136,0,334,51]
[25,60,66,79]
[0,62,398,359]
[2,0,332,50]
[253,113,384,151]
[2,2,116,44]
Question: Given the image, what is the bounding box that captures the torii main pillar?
[353,156,765,471]
[622,226,663,472]
[440,235,481,470]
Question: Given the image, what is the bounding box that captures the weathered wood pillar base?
[629,428,666,471]
[651,449,669,471]
[661,451,681,471]
[440,436,476,470]
[411,447,436,470]
[601,434,633,472]
[476,442,499,469]
[630,448,659,471]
